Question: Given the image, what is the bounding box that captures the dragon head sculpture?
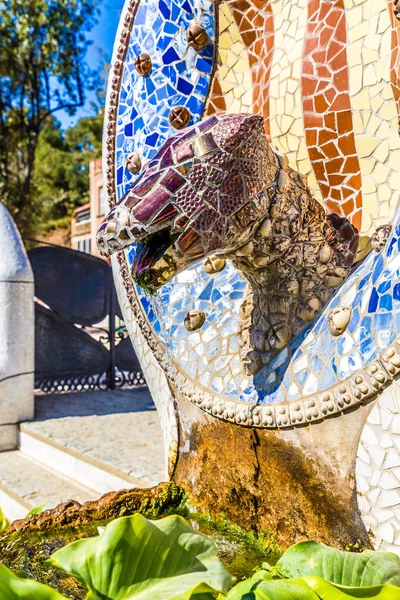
[98,113,359,374]
[97,114,278,285]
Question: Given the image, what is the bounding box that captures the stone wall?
[0,204,34,450]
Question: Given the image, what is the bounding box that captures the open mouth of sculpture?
[132,228,180,294]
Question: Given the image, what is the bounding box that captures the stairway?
[0,388,166,522]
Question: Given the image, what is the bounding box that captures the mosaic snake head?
[97,113,282,291]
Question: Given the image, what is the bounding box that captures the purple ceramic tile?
[197,115,219,133]
[161,169,186,192]
[125,194,141,209]
[133,171,162,197]
[133,187,171,222]
[160,147,174,170]
[153,135,175,160]
[174,143,194,163]
[151,203,178,226]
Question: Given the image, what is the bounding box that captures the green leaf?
[304,576,400,599]
[25,502,46,517]
[0,564,67,599]
[225,572,319,599]
[47,514,233,600]
[0,507,9,533]
[276,541,400,586]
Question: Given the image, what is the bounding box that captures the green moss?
[138,484,189,519]
[168,504,282,580]
[0,526,98,599]
[345,539,365,553]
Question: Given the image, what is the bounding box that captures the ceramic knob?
[187,23,209,51]
[169,106,191,130]
[135,53,152,76]
[126,152,142,175]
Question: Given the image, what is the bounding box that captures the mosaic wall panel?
[115,0,215,203]
[268,0,316,196]
[113,0,400,229]
[302,0,362,230]
[107,0,400,411]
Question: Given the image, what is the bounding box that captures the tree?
[0,0,101,237]
[31,110,102,233]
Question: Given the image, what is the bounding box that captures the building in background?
[71,159,105,258]
[71,202,91,253]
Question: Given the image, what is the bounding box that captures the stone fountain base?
[173,394,374,551]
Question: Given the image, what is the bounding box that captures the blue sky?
[58,0,125,129]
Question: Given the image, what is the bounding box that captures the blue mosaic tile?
[115,0,215,202]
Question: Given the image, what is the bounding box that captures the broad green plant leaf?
[276,541,400,586]
[0,507,9,533]
[224,571,319,599]
[304,576,400,599]
[25,502,46,517]
[47,513,233,600]
[0,564,67,599]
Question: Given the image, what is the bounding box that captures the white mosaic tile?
[357,376,400,553]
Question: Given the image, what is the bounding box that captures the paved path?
[24,388,166,486]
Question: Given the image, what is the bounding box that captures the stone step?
[18,389,166,496]
[0,450,98,522]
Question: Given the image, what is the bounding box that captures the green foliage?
[303,576,400,599]
[32,113,102,232]
[25,503,46,517]
[225,540,400,599]
[0,507,9,534]
[1,515,400,600]
[276,540,400,586]
[46,513,234,599]
[224,571,400,600]
[224,571,319,599]
[0,0,101,237]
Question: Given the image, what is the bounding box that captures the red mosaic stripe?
[227,0,275,140]
[388,1,400,124]
[302,0,362,231]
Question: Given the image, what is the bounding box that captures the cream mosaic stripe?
[269,0,320,200]
[356,375,400,553]
[344,0,400,234]
[216,3,254,114]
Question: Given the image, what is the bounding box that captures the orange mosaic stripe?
[389,1,400,125]
[227,0,275,140]
[302,0,362,231]
[205,74,227,116]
